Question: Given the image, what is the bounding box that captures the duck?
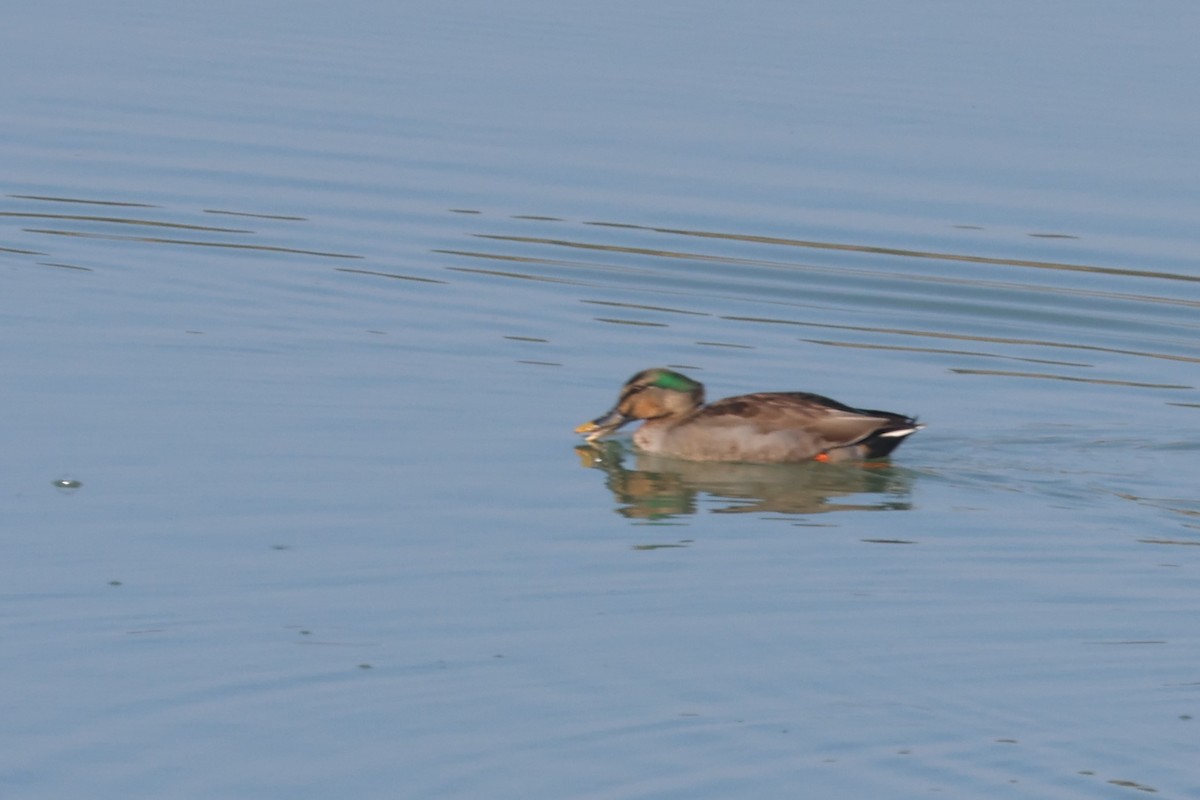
[574,368,923,464]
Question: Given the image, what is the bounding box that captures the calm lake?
[3,2,1199,798]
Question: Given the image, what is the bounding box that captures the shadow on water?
[575,441,916,519]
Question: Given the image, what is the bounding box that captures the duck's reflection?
[576,442,916,518]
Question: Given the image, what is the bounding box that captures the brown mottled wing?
[699,392,906,450]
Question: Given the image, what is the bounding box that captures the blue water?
[3,3,1199,798]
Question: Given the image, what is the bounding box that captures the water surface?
[3,3,1199,798]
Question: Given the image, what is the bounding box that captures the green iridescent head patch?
[651,370,698,392]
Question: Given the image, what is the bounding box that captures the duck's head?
[575,368,705,442]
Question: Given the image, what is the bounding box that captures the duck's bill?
[574,408,628,442]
